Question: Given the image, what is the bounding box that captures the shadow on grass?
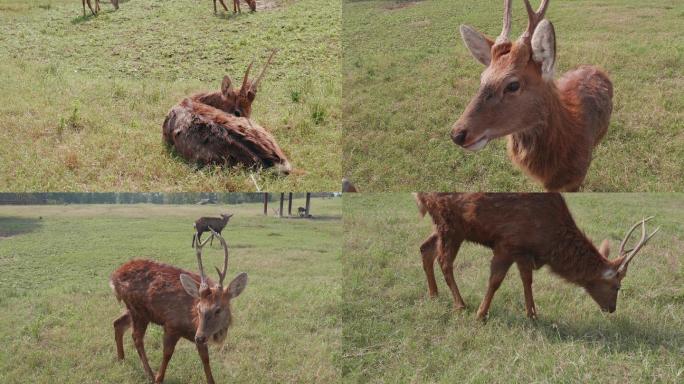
[0,216,42,238]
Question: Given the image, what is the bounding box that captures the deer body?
[111,231,247,384]
[415,193,657,320]
[452,0,613,191]
[193,214,233,248]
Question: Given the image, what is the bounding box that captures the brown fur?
[192,214,233,248]
[415,193,640,320]
[162,98,291,174]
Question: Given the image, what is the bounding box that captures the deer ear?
[221,76,233,96]
[226,272,248,299]
[598,239,611,258]
[531,19,556,81]
[246,90,256,102]
[180,274,200,298]
[459,25,494,66]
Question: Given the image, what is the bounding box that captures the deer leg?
[516,261,537,319]
[83,0,86,16]
[114,311,131,360]
[85,0,96,16]
[154,331,180,384]
[112,0,119,10]
[218,0,230,13]
[437,236,467,310]
[95,0,100,13]
[420,232,439,298]
[213,0,217,14]
[196,343,216,384]
[476,254,513,320]
[131,320,155,382]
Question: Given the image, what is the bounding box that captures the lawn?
[342,193,683,382]
[0,197,341,383]
[0,0,340,191]
[342,0,684,192]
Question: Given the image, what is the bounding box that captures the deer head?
[584,217,659,312]
[215,49,277,118]
[221,213,234,222]
[451,0,557,150]
[180,229,248,345]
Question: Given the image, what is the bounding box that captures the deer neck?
[546,226,611,286]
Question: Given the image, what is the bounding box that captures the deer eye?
[505,81,520,93]
[234,110,242,117]
[215,308,221,315]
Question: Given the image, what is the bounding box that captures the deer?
[192,213,233,248]
[414,193,658,320]
[82,0,118,16]
[451,0,613,192]
[110,229,248,384]
[190,50,276,119]
[213,0,257,14]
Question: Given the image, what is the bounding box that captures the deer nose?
[195,335,207,344]
[452,130,467,146]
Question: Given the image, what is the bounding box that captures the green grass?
[343,0,684,191]
[342,193,684,382]
[0,0,340,191]
[0,198,341,383]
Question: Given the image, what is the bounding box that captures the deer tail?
[109,278,122,303]
[413,193,428,218]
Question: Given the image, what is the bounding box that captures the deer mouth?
[463,135,489,151]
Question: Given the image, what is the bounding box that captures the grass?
[0,0,340,191]
[341,193,684,382]
[342,0,684,191]
[0,197,341,383]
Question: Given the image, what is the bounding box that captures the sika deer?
[110,230,248,384]
[192,213,233,248]
[191,50,276,118]
[452,0,613,191]
[415,193,658,320]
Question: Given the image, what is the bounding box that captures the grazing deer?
[191,50,276,118]
[162,98,291,174]
[214,0,256,14]
[192,213,233,248]
[415,193,658,320]
[82,0,119,16]
[452,0,613,191]
[110,230,248,384]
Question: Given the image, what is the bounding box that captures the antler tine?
[617,217,659,274]
[241,61,254,93]
[618,216,653,256]
[496,0,513,44]
[522,0,551,41]
[208,227,229,288]
[194,231,214,288]
[252,49,278,91]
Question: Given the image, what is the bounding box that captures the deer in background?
[191,50,276,119]
[415,193,658,320]
[452,0,613,191]
[82,0,119,16]
[192,213,233,248]
[214,0,257,14]
[110,229,248,384]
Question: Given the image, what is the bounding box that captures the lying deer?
[192,213,233,248]
[82,0,118,16]
[415,193,658,320]
[110,229,248,384]
[213,0,256,14]
[191,50,276,119]
[452,0,613,191]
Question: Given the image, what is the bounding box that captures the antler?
[496,0,513,44]
[194,231,214,289]
[241,61,254,93]
[251,49,278,92]
[616,217,660,274]
[522,0,551,41]
[208,227,229,288]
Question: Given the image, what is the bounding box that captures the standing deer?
[191,50,276,118]
[452,0,613,191]
[415,193,658,320]
[82,0,119,16]
[214,0,257,14]
[110,229,248,384]
[192,213,233,248]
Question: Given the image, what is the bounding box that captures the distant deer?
[110,229,248,384]
[192,213,233,248]
[82,0,119,16]
[415,193,658,320]
[452,0,613,191]
[191,50,276,118]
[213,0,257,14]
[342,177,358,193]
